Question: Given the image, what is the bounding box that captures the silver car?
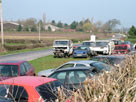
[38,60,110,77]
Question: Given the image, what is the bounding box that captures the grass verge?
[0,47,51,56]
[30,55,89,74]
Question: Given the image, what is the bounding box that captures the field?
[30,55,88,74]
[2,31,113,41]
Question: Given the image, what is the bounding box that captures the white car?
[38,60,110,77]
[91,40,115,55]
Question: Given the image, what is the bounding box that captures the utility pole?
[38,23,41,41]
[0,0,4,47]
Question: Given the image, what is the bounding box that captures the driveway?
[0,49,53,62]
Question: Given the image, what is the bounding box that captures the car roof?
[53,67,93,72]
[93,55,125,58]
[0,76,56,87]
[66,60,97,64]
[0,60,25,65]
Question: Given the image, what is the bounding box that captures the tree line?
[3,18,124,33]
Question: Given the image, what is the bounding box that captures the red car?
[113,44,131,54]
[0,76,69,102]
[0,61,35,81]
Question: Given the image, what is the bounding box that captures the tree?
[105,19,120,32]
[70,21,78,29]
[128,25,136,36]
[17,24,22,32]
[51,20,56,26]
[82,22,92,32]
[57,21,63,28]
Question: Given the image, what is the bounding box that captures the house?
[44,24,60,32]
[0,22,22,31]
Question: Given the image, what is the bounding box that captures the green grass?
[0,47,51,56]
[5,43,26,46]
[30,55,89,74]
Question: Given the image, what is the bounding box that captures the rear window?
[0,65,19,77]
[36,80,63,102]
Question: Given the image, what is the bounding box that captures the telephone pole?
[0,0,4,47]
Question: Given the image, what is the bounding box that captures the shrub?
[60,54,136,102]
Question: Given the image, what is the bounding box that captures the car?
[0,76,68,102]
[92,55,126,66]
[48,67,95,90]
[38,60,110,77]
[90,40,115,55]
[0,61,35,81]
[113,44,132,54]
[73,46,91,58]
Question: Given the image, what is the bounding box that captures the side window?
[59,64,74,69]
[51,72,66,83]
[11,85,28,102]
[76,71,87,82]
[20,64,26,75]
[23,62,31,71]
[75,64,86,67]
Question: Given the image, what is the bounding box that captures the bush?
[60,54,136,102]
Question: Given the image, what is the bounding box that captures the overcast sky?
[2,0,136,28]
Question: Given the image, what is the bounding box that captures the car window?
[20,64,27,75]
[36,80,63,102]
[11,85,28,102]
[0,85,28,102]
[68,71,86,84]
[23,62,31,71]
[75,64,86,67]
[50,72,67,83]
[0,85,10,97]
[59,64,74,69]
[0,65,19,77]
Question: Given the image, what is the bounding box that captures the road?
[0,49,53,62]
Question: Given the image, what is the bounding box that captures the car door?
[23,62,35,76]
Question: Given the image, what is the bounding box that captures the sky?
[2,0,136,28]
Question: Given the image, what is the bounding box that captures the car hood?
[74,50,88,53]
[38,69,55,77]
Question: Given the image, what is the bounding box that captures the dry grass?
[59,54,136,102]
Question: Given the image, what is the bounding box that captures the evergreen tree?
[128,25,136,36]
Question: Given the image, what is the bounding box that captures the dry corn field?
[58,54,136,102]
[2,32,113,41]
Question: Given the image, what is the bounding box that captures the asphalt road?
[0,49,53,62]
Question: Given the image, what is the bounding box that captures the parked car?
[73,46,91,58]
[113,44,132,54]
[0,61,35,81]
[91,40,115,55]
[0,76,68,102]
[53,40,73,58]
[92,55,125,66]
[38,60,110,77]
[48,67,95,90]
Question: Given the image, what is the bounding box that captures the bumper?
[73,54,88,58]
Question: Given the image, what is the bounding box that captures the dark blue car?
[73,46,91,58]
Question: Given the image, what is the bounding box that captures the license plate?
[77,54,82,56]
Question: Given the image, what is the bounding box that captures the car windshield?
[82,42,95,47]
[96,42,108,47]
[0,65,19,77]
[36,80,63,101]
[54,41,68,45]
[76,46,88,50]
[115,45,128,50]
[90,62,110,71]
